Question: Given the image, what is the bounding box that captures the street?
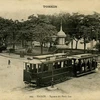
[0,53,100,100]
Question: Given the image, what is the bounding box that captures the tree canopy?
[0,12,100,52]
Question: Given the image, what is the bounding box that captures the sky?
[0,0,100,21]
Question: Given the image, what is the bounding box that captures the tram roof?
[33,53,67,59]
[68,53,98,59]
[33,54,53,59]
[41,57,69,64]
[24,53,68,64]
[24,53,98,64]
[24,59,42,64]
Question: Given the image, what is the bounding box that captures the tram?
[23,53,98,87]
[68,54,98,76]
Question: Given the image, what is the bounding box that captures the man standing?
[8,59,11,67]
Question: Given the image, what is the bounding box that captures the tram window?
[26,63,30,71]
[81,59,83,64]
[72,60,74,65]
[33,64,36,68]
[61,61,64,68]
[57,62,61,68]
[69,60,72,65]
[31,64,33,69]
[43,64,48,71]
[38,64,42,72]
[53,62,57,69]
[53,62,61,69]
[75,59,79,64]
[66,60,70,66]
[68,60,70,65]
[85,59,88,64]
[48,63,52,71]
[33,64,37,73]
[64,60,68,67]
[65,61,67,65]
[30,64,32,70]
[64,60,72,66]
[58,62,60,64]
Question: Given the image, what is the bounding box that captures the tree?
[18,14,57,54]
[66,13,85,49]
[0,18,14,47]
[79,13,100,52]
[8,20,21,50]
[33,22,57,54]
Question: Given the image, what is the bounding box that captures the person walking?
[8,59,11,67]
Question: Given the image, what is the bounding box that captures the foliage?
[0,12,100,53]
[94,42,100,51]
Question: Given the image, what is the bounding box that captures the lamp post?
[51,35,57,88]
[51,64,54,88]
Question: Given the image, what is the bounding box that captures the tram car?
[23,53,98,87]
[68,54,98,77]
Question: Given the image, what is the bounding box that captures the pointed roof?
[57,21,66,37]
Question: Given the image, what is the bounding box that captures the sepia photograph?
[0,0,100,100]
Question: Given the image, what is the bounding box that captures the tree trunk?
[30,41,33,49]
[75,41,78,49]
[21,40,25,48]
[13,42,15,49]
[71,40,73,49]
[84,37,86,53]
[44,43,47,47]
[12,32,15,50]
[40,42,43,54]
[50,42,52,48]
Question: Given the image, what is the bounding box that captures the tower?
[56,21,68,52]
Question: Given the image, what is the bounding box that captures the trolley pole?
[51,65,54,88]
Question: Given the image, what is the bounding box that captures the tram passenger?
[38,65,41,72]
[92,58,96,69]
[95,59,97,68]
[94,58,97,68]
[84,59,89,71]
[76,59,81,72]
[27,65,30,71]
[72,60,74,65]
[92,58,97,69]
[80,60,83,72]
[87,59,90,70]
[79,59,82,72]
[89,58,92,70]
[64,61,68,67]
[73,59,79,76]
[81,59,85,72]
[57,62,61,68]
[85,59,89,71]
[53,62,57,69]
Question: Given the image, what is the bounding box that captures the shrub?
[27,48,32,53]
[9,48,15,53]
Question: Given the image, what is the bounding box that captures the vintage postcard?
[0,0,100,100]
